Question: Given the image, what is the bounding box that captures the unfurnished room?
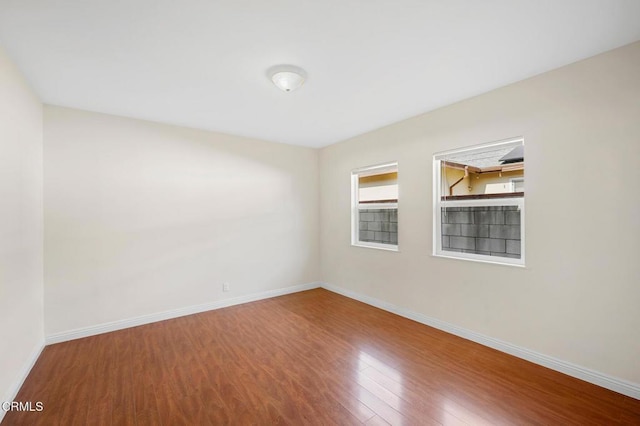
[1,0,639,425]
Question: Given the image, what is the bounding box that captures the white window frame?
[433,138,525,266]
[351,162,399,251]
[510,177,524,192]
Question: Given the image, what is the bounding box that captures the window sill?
[432,253,524,268]
[352,242,399,252]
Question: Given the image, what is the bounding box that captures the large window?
[433,138,524,266]
[351,162,398,251]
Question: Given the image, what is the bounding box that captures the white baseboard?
[320,282,640,400]
[39,281,640,400]
[0,340,45,424]
[46,282,321,345]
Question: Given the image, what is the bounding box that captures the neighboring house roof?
[447,147,513,168]
[499,145,524,163]
[443,145,524,173]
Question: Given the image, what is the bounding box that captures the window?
[433,138,524,266]
[351,162,398,250]
[511,178,524,192]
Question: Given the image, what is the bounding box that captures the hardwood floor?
[3,288,639,425]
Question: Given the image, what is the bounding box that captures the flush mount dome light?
[268,65,307,92]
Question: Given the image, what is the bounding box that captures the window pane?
[352,162,398,249]
[441,206,521,259]
[441,143,524,199]
[359,208,398,245]
[359,172,398,204]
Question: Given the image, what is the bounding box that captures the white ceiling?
[1,1,639,148]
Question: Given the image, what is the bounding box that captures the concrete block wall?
[359,208,398,245]
[441,206,521,258]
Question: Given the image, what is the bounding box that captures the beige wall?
[0,47,44,407]
[44,107,319,335]
[320,42,640,383]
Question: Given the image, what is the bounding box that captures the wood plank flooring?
[3,288,639,425]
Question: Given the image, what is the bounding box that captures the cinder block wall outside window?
[441,206,520,258]
[359,209,398,244]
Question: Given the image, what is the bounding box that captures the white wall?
[0,46,44,410]
[44,107,319,335]
[320,42,640,384]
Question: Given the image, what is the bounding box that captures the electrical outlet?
[223,282,230,292]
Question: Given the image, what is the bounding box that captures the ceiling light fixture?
[268,65,307,92]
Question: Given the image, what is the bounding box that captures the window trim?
[351,161,399,251]
[433,138,525,266]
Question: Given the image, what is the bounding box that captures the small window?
[433,138,524,266]
[511,178,524,192]
[351,162,398,251]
